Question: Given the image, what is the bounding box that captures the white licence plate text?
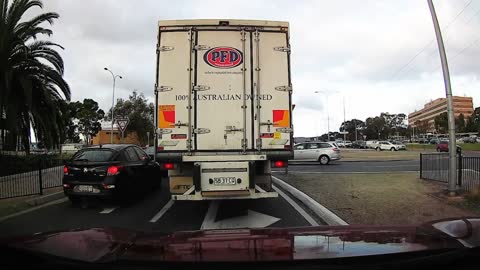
[213,177,237,186]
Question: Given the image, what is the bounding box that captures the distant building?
[91,121,141,145]
[408,96,474,132]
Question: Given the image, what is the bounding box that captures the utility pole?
[343,97,346,142]
[354,119,358,141]
[427,0,457,196]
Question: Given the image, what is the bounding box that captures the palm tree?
[0,0,70,152]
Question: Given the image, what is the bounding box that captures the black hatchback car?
[63,144,161,204]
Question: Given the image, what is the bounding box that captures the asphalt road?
[0,179,324,238]
[277,160,419,173]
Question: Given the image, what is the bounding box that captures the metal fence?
[420,152,480,193]
[0,155,65,199]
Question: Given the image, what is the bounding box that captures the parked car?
[344,140,352,148]
[336,140,345,147]
[462,136,477,144]
[436,140,449,152]
[293,142,341,165]
[391,141,407,150]
[429,138,439,145]
[63,144,162,204]
[375,141,401,151]
[366,140,379,149]
[437,141,463,153]
[351,141,367,149]
[418,138,429,144]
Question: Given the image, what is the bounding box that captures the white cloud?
[38,0,480,137]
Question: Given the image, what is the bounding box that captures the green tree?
[473,107,480,132]
[106,91,154,146]
[465,115,476,133]
[434,112,448,134]
[58,100,81,143]
[0,0,70,152]
[339,119,365,141]
[77,99,104,145]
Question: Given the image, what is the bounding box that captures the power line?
[430,35,480,72]
[390,0,473,79]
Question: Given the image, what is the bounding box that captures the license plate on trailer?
[213,177,237,186]
[76,185,94,193]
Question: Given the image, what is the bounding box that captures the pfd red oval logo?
[203,47,243,69]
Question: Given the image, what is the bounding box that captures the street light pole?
[104,68,123,144]
[427,0,457,196]
[315,90,339,141]
[343,97,346,142]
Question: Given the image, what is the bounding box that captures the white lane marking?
[99,207,117,214]
[149,199,175,223]
[200,200,219,230]
[0,197,68,223]
[200,200,280,230]
[272,176,348,226]
[272,185,319,226]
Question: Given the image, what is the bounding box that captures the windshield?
[72,149,115,162]
[1,0,480,266]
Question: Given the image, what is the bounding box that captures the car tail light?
[274,160,287,168]
[333,148,340,152]
[157,146,164,151]
[107,165,123,176]
[102,183,116,189]
[63,183,71,188]
[63,166,69,175]
[164,163,174,170]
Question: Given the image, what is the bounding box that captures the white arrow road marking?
[99,207,117,214]
[200,201,280,230]
[149,199,175,222]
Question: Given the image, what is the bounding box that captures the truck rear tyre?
[319,155,330,165]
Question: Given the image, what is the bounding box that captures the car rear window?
[72,149,115,162]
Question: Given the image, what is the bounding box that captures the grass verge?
[276,172,473,225]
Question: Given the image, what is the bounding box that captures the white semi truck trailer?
[154,19,293,200]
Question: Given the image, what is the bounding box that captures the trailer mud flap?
[249,161,255,189]
[193,163,201,192]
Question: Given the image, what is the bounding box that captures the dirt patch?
[276,172,473,225]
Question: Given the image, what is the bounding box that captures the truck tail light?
[157,146,164,151]
[63,166,69,175]
[274,161,287,168]
[164,163,174,170]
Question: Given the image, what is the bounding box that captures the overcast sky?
[33,0,480,137]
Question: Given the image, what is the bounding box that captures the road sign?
[116,118,129,134]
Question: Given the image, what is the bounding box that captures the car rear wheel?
[376,147,381,151]
[319,155,330,165]
[436,148,441,152]
[390,147,396,151]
